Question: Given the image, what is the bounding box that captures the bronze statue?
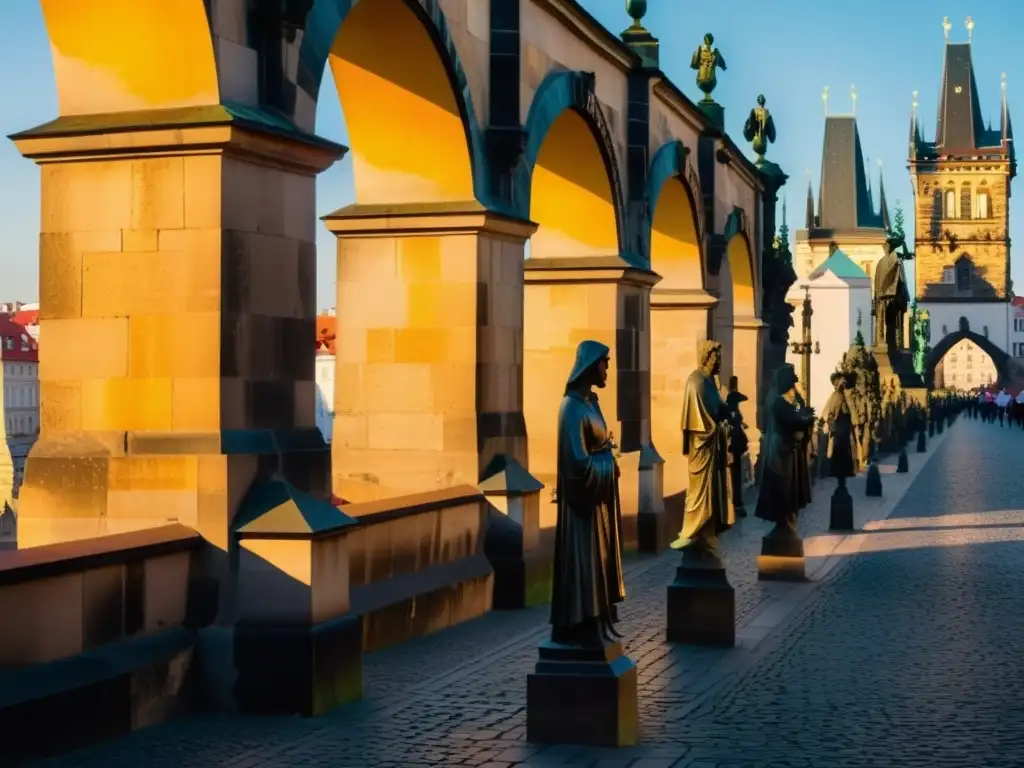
[872,231,913,349]
[550,340,625,647]
[722,375,750,517]
[671,340,734,565]
[690,33,727,102]
[755,364,815,538]
[743,94,777,166]
[822,372,857,484]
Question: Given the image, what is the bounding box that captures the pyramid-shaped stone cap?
[479,454,544,496]
[234,478,359,539]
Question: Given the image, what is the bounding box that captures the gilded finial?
[625,0,647,26]
[912,89,919,109]
[966,16,974,42]
[850,84,857,116]
[942,16,951,40]
[822,85,830,116]
[1002,72,1008,93]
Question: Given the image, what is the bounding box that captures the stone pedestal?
[917,430,927,453]
[527,640,638,746]
[896,448,909,474]
[666,560,735,647]
[699,100,725,130]
[11,115,342,551]
[234,479,362,715]
[757,526,806,581]
[829,485,854,531]
[324,203,536,500]
[480,455,550,609]
[865,461,883,497]
[524,256,661,530]
[637,444,667,553]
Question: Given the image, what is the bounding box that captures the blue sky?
[1,1,1021,309]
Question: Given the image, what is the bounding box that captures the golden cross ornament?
[942,16,951,40]
[966,16,974,42]
[822,85,829,116]
[850,84,857,115]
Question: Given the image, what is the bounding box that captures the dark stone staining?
[124,560,145,636]
[82,566,125,649]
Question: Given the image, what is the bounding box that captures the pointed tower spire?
[878,160,891,231]
[909,90,919,158]
[805,174,815,229]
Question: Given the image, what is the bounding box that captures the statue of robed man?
[872,231,912,349]
[550,340,626,647]
[822,371,858,484]
[671,340,734,565]
[755,364,815,536]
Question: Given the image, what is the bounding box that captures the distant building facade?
[315,311,336,444]
[0,315,39,534]
[795,114,891,289]
[910,31,1015,380]
[786,249,872,416]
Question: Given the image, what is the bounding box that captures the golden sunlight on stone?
[330,0,474,204]
[42,0,219,115]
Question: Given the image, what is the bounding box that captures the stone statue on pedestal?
[823,372,858,483]
[722,375,749,518]
[690,33,726,102]
[550,340,625,647]
[755,364,815,539]
[670,340,734,566]
[872,231,913,349]
[823,371,858,530]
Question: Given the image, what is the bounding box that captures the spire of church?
[909,90,920,159]
[935,17,990,151]
[878,163,891,231]
[804,177,815,229]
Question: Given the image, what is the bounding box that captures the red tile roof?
[10,309,38,327]
[0,317,38,362]
[316,314,336,355]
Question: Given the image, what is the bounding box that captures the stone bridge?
[2,0,791,748]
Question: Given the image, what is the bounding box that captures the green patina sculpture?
[691,33,727,102]
[910,305,931,376]
[743,95,777,166]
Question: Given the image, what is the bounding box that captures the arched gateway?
[924,329,1010,389]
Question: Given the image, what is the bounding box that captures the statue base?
[865,461,883,497]
[896,448,909,474]
[829,485,854,531]
[757,527,807,582]
[527,640,638,746]
[917,430,927,454]
[699,100,725,130]
[666,561,735,647]
[871,346,927,405]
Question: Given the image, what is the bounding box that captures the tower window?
[977,190,991,219]
[956,259,972,290]
[960,184,972,219]
[945,188,957,218]
[942,266,955,284]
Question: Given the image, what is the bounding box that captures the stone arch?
[41,0,219,116]
[722,212,757,319]
[925,329,1010,388]
[301,0,486,205]
[517,70,626,260]
[646,140,705,289]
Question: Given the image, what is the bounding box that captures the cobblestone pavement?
[31,419,1024,767]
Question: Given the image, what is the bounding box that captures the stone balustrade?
[0,525,201,760]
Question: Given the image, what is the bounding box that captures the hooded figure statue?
[550,340,626,646]
[755,363,815,535]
